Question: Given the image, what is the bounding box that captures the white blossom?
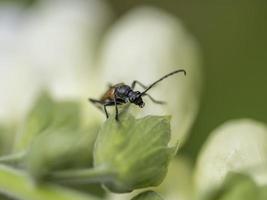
[99,6,202,145]
[194,119,267,198]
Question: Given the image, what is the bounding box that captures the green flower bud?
[14,92,54,152]
[94,114,176,193]
[131,191,164,200]
[14,91,81,152]
[26,126,98,179]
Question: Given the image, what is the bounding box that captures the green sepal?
[26,126,98,179]
[14,91,81,152]
[94,114,175,193]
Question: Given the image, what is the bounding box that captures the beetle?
[89,69,186,121]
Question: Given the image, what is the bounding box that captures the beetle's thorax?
[115,85,132,99]
[115,85,145,108]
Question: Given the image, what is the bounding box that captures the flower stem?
[0,151,26,164]
[0,165,99,200]
[49,165,115,184]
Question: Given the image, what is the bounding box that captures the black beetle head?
[129,91,145,108]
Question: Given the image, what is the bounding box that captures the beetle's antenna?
[140,69,186,96]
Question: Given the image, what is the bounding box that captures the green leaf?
[51,101,81,130]
[94,114,175,193]
[26,126,98,179]
[0,152,26,165]
[0,194,13,200]
[0,165,99,200]
[62,183,107,199]
[0,126,14,156]
[259,185,267,200]
[14,91,81,152]
[217,173,258,200]
[14,92,54,151]
[208,173,264,200]
[131,190,164,200]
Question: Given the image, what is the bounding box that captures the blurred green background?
[1,0,267,162]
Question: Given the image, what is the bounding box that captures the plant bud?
[14,91,81,152]
[14,92,54,151]
[26,126,98,179]
[94,114,176,193]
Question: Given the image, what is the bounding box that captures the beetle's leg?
[103,99,123,120]
[131,80,148,90]
[88,98,105,114]
[114,95,119,121]
[89,97,124,120]
[103,104,109,118]
[103,101,116,119]
[143,94,166,105]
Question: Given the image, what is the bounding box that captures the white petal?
[156,158,194,200]
[20,0,112,99]
[0,4,39,123]
[194,119,267,198]
[99,6,202,144]
[0,0,112,123]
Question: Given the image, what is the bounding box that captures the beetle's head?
[129,91,145,108]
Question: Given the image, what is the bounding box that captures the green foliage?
[48,114,175,195]
[131,190,163,200]
[14,92,55,152]
[208,173,267,200]
[0,127,12,156]
[15,92,99,179]
[26,127,97,179]
[0,91,176,199]
[0,165,99,200]
[94,114,175,193]
[14,92,81,152]
[0,92,102,199]
[51,101,81,130]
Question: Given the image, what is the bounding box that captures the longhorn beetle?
[89,69,186,121]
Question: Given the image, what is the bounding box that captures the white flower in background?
[0,0,111,123]
[0,3,37,124]
[194,119,267,199]
[156,157,194,200]
[0,1,201,143]
[99,7,202,145]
